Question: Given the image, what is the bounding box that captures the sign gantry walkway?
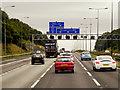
[32,33,120,40]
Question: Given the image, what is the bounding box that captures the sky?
[1,0,120,51]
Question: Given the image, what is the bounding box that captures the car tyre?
[111,68,116,71]
[93,67,97,71]
[71,70,74,73]
[31,61,34,65]
[42,61,45,64]
[55,70,58,73]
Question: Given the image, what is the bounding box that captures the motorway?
[0,53,119,89]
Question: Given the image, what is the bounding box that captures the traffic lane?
[1,55,31,64]
[74,53,118,88]
[0,57,31,74]
[2,58,55,88]
[34,58,98,88]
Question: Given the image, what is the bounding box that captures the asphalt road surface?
[0,53,119,89]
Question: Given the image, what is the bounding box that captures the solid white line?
[0,64,28,77]
[93,78,101,86]
[41,72,46,78]
[31,80,40,88]
[87,72,92,77]
[1,57,31,66]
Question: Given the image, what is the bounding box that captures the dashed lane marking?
[31,63,54,88]
[87,72,92,77]
[93,78,101,86]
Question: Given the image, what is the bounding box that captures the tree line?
[95,28,120,53]
[0,9,47,50]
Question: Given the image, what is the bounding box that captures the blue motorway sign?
[57,28,80,33]
[49,22,64,33]
[49,22,80,34]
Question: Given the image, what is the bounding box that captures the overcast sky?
[1,0,120,51]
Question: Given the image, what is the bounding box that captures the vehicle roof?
[82,52,90,54]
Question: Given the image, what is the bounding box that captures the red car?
[55,57,74,73]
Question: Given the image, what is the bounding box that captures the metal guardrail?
[0,52,32,58]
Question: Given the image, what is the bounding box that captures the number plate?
[103,64,109,66]
[61,64,68,66]
[35,60,40,62]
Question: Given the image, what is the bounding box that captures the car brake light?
[71,56,73,58]
[95,62,99,64]
[69,62,74,65]
[54,54,56,56]
[112,62,116,64]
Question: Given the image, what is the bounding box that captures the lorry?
[45,40,58,58]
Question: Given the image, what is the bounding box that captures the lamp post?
[84,18,98,52]
[111,0,113,56]
[89,7,108,38]
[21,17,29,54]
[80,24,89,51]
[3,5,15,56]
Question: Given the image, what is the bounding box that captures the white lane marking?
[31,80,40,88]
[87,72,92,77]
[1,57,31,66]
[93,78,101,86]
[75,56,85,68]
[0,64,28,77]
[2,59,16,62]
[75,55,101,87]
[83,67,87,71]
[46,68,50,72]
[41,72,46,78]
[31,62,54,88]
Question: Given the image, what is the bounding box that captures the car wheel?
[31,61,34,65]
[42,61,45,64]
[111,68,116,71]
[55,70,58,73]
[71,70,74,73]
[93,67,97,71]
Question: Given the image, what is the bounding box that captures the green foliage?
[1,9,47,49]
[95,29,120,53]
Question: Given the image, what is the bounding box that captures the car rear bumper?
[32,58,43,63]
[81,57,91,60]
[95,66,116,69]
[55,66,74,70]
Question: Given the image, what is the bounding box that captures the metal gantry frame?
[32,33,120,52]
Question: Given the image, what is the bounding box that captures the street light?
[3,5,15,56]
[84,18,98,52]
[80,24,89,51]
[89,7,108,38]
[21,16,29,54]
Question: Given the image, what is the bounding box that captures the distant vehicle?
[105,50,110,53]
[31,51,44,65]
[45,40,58,58]
[81,52,91,61]
[61,48,65,52]
[54,57,74,73]
[93,55,116,71]
[59,53,74,62]
[64,51,71,53]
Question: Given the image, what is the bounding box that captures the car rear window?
[61,54,71,56]
[57,58,71,62]
[98,56,112,60]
